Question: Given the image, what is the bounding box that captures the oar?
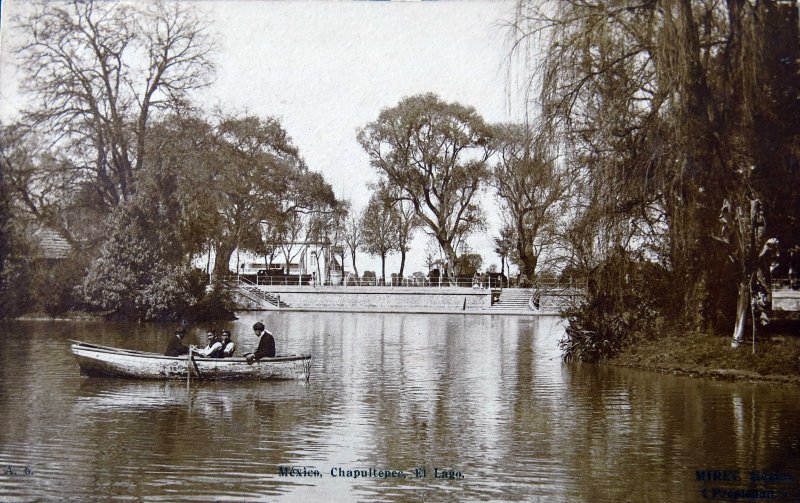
[190,351,201,378]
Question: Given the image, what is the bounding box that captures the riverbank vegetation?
[511,0,800,359]
[610,329,800,384]
[0,1,339,321]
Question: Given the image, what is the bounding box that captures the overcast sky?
[0,0,527,275]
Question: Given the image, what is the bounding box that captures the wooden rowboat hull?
[70,341,311,381]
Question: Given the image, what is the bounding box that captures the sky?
[0,0,528,275]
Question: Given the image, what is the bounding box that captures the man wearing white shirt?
[194,330,223,358]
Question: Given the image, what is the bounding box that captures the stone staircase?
[484,288,534,313]
[224,279,290,310]
[241,286,290,308]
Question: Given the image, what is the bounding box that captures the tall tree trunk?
[282,248,292,275]
[440,239,457,283]
[213,240,237,279]
[399,250,406,278]
[206,242,212,277]
[380,253,386,286]
[350,249,359,277]
[732,278,749,347]
[667,0,728,330]
[516,236,538,278]
[515,217,539,278]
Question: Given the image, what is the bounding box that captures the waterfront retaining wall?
[244,285,490,313]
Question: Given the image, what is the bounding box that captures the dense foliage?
[514,0,800,357]
[80,204,192,321]
[559,249,676,362]
[0,1,337,321]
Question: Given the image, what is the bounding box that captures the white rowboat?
[70,340,311,381]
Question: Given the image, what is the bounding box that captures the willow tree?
[357,93,494,281]
[492,123,569,278]
[513,0,800,347]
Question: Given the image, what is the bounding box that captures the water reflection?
[0,315,799,501]
[74,379,310,412]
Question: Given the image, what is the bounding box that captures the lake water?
[1,312,799,501]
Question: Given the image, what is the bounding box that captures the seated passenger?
[221,330,235,357]
[194,330,224,358]
[245,321,275,363]
[164,327,190,357]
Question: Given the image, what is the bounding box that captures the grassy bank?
[609,329,800,385]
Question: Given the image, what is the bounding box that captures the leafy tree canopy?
[357,93,493,278]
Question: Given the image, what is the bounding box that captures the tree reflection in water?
[0,316,798,501]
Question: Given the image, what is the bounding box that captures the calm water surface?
[1,313,799,502]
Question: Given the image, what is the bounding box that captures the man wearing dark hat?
[245,321,275,363]
[164,327,190,357]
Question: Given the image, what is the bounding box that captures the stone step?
[221,279,287,309]
[483,307,533,313]
[243,286,290,308]
[483,289,535,312]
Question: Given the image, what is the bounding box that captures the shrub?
[81,208,195,321]
[0,255,33,318]
[186,280,236,321]
[0,225,34,318]
[185,268,211,299]
[559,249,675,362]
[38,253,91,317]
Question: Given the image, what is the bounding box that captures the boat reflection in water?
[74,378,311,413]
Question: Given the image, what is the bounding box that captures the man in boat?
[164,327,190,357]
[221,330,235,357]
[245,321,275,363]
[193,330,225,358]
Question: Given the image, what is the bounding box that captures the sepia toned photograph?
[1,0,799,501]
